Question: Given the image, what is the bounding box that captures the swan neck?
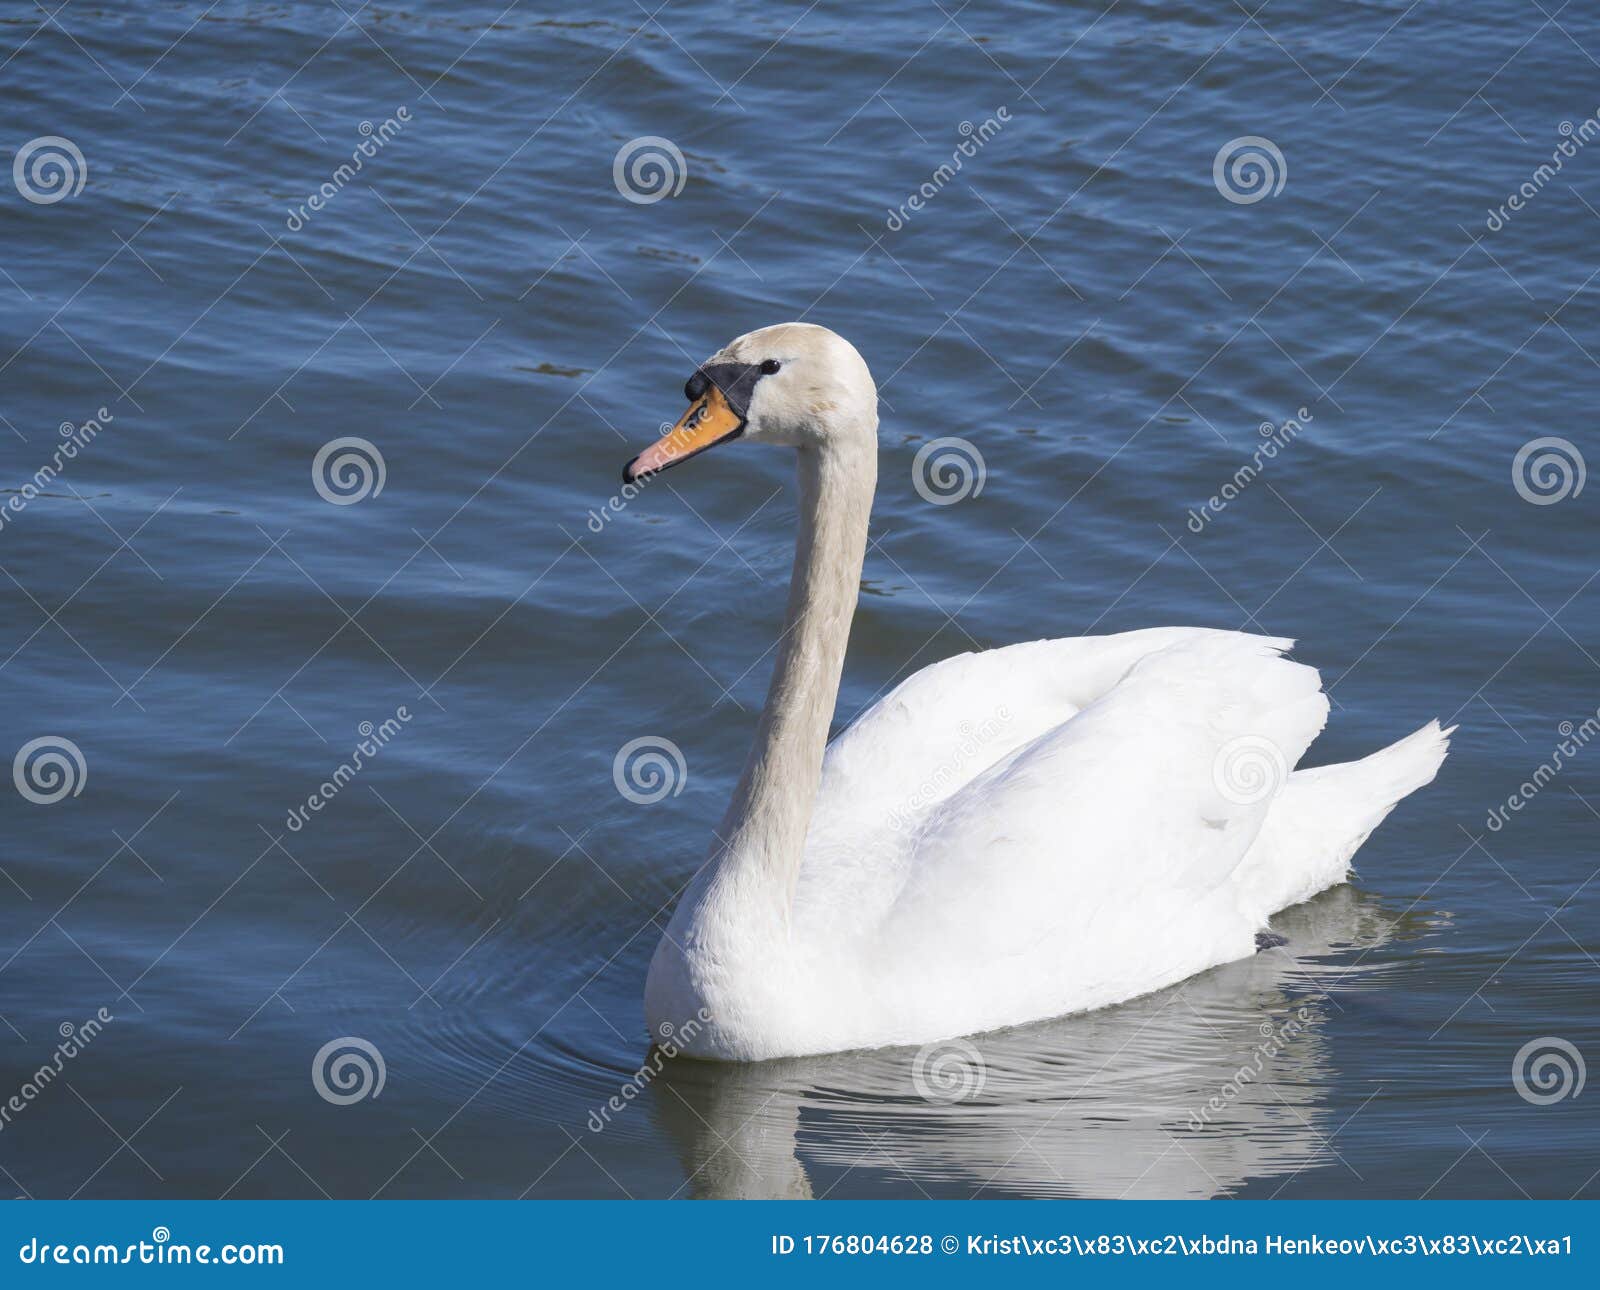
[715,437,874,914]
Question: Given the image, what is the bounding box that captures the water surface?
[1,0,1597,1198]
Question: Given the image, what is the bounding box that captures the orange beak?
[623,382,744,484]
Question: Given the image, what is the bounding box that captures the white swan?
[624,323,1451,1062]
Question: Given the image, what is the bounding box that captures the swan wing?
[856,633,1330,1033]
[815,626,1271,833]
[1235,718,1453,917]
[795,628,1302,933]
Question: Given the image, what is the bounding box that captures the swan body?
[625,323,1451,1061]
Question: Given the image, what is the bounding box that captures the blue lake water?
[1,0,1597,1198]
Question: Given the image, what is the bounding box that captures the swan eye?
[760,359,782,375]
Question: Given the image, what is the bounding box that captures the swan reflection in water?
[649,886,1402,1199]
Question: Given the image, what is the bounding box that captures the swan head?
[623,322,875,483]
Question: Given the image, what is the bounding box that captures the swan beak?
[622,383,745,484]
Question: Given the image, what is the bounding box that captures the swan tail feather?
[1236,719,1454,919]
[1309,719,1456,819]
